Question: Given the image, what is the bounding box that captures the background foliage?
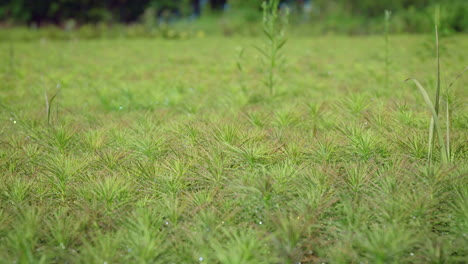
[0,0,467,34]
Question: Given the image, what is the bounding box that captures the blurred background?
[0,0,467,40]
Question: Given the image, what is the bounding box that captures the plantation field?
[0,35,467,263]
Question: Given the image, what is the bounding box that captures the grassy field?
[0,34,467,263]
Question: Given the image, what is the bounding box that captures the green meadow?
[0,32,467,263]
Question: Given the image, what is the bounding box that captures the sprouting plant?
[257,0,289,96]
[44,86,61,125]
[9,40,15,73]
[384,10,392,90]
[236,46,248,95]
[405,6,467,164]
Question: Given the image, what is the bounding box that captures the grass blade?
[446,97,450,162]
[44,89,49,123]
[428,117,434,161]
[434,10,441,118]
[429,7,441,159]
[405,78,448,163]
[45,89,61,125]
[447,66,468,90]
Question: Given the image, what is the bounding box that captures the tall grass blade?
[428,117,434,161]
[44,90,49,123]
[405,78,448,163]
[236,47,245,72]
[45,89,60,125]
[434,6,441,117]
[445,66,467,162]
[446,97,450,162]
[430,9,441,161]
[384,10,392,90]
[9,40,15,73]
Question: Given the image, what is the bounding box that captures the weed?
[405,9,467,163]
[384,10,392,90]
[257,0,289,96]
[9,40,15,73]
[44,87,61,125]
[236,46,248,95]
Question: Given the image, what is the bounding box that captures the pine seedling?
[209,228,268,263]
[45,208,81,252]
[257,0,289,96]
[123,209,169,263]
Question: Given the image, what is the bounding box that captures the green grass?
[0,33,467,263]
[406,7,467,165]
